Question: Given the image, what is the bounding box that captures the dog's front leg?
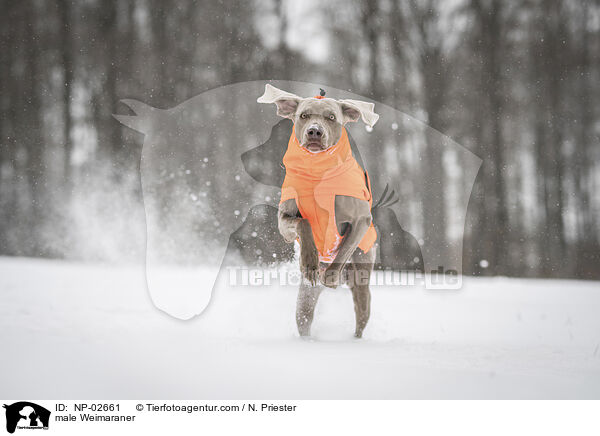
[322,196,372,288]
[279,199,319,285]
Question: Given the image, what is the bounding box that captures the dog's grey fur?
[271,91,377,338]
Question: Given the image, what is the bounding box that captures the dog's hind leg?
[351,282,371,339]
[296,281,323,337]
[349,247,375,338]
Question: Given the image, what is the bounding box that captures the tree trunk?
[57,0,74,186]
[23,0,46,254]
[361,0,381,101]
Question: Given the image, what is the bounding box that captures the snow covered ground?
[1,256,599,399]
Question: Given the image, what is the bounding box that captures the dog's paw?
[300,245,319,286]
[320,265,341,289]
[283,234,297,244]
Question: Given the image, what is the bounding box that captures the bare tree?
[468,0,509,275]
[406,0,448,266]
[57,0,74,184]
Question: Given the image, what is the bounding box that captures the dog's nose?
[307,125,323,140]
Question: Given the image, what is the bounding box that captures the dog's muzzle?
[304,124,326,152]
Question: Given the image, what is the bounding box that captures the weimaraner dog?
[258,84,380,338]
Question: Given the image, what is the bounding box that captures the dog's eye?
[328,114,336,121]
[300,113,308,119]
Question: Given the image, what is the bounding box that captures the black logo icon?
[3,402,50,434]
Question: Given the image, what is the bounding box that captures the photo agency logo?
[3,402,51,433]
[114,80,481,318]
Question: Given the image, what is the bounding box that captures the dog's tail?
[372,183,399,210]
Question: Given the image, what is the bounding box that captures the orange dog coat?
[280,126,377,263]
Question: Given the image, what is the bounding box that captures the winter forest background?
[1,0,599,280]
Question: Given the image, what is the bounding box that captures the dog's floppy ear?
[257,84,302,120]
[339,99,380,128]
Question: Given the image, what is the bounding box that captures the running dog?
[257,84,379,338]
